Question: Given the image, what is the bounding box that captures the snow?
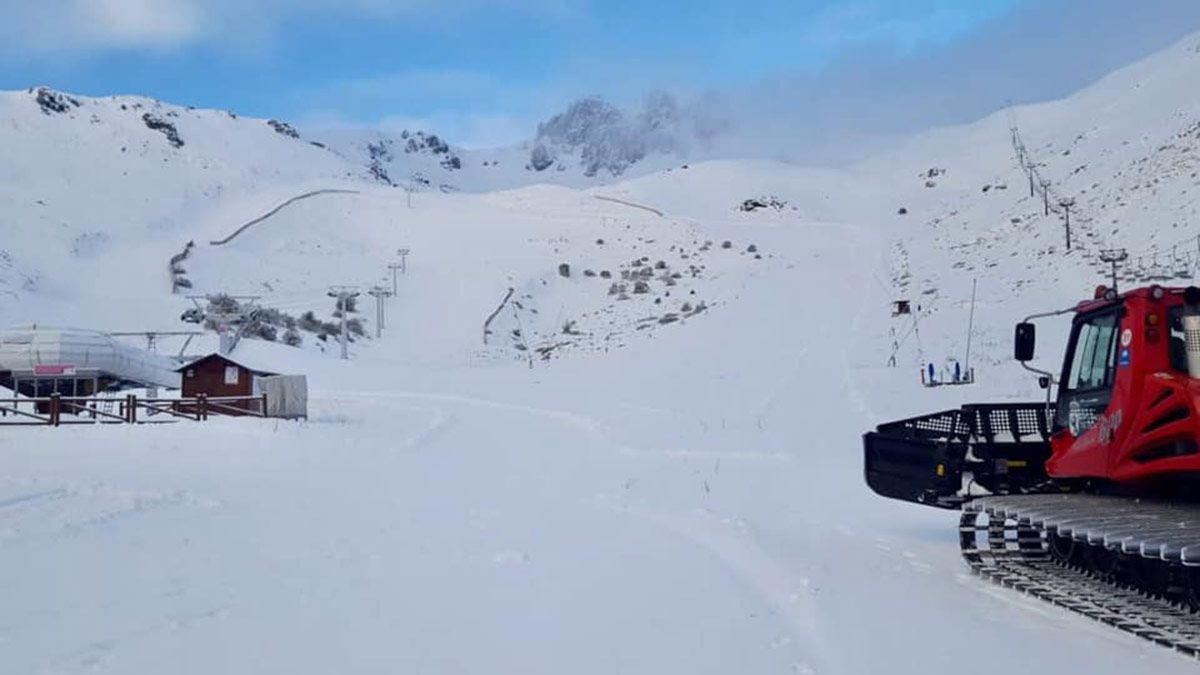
[5,29,1200,674]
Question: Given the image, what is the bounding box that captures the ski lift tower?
[1099,249,1129,291]
[184,295,262,355]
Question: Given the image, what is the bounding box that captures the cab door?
[1048,306,1122,478]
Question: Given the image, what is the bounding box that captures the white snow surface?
[5,31,1200,675]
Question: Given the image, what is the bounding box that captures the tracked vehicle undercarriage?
[865,285,1200,657]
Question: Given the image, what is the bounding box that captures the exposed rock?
[268,119,300,139]
[142,113,184,148]
[738,196,787,213]
[529,144,555,172]
[34,87,80,115]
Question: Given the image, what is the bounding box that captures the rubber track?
[961,496,1200,659]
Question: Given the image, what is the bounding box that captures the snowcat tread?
[962,495,1200,659]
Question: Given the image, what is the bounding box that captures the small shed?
[176,353,308,419]
[177,353,277,399]
[892,300,912,317]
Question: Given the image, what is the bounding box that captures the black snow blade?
[863,404,1055,510]
[864,422,966,509]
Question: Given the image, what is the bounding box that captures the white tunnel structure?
[0,326,182,397]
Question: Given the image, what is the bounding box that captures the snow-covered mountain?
[526,92,727,179]
[7,25,1200,369]
[6,30,1200,674]
[314,92,726,193]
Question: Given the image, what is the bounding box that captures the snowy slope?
[0,87,376,329]
[4,29,1200,674]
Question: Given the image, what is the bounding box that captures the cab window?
[1056,309,1120,435]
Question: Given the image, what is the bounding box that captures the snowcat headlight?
[1151,285,1166,301]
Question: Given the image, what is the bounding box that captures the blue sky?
[0,1,1022,144]
[2,0,1199,151]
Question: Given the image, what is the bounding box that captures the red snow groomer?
[865,285,1200,656]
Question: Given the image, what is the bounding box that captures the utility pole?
[964,279,977,382]
[397,248,411,274]
[327,286,359,360]
[1059,198,1076,251]
[368,287,389,339]
[1100,249,1129,291]
[388,263,403,294]
[1040,178,1052,216]
[1027,162,1036,197]
[383,290,392,329]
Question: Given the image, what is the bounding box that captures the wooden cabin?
[177,353,277,399]
[175,353,307,419]
[175,353,277,416]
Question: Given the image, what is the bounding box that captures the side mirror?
[1038,376,1051,390]
[1015,323,1036,362]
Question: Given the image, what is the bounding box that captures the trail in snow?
[208,189,361,246]
[593,195,665,217]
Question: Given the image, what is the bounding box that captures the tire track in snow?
[0,488,69,511]
[312,396,458,454]
[838,226,885,421]
[330,389,831,669]
[595,497,835,674]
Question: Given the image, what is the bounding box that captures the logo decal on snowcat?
[1098,409,1124,445]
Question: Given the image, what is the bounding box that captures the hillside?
[4,29,1200,675]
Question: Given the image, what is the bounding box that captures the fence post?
[127,394,137,424]
[261,394,268,418]
[199,394,208,421]
[50,393,61,427]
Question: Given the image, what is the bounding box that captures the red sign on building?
[33,364,77,376]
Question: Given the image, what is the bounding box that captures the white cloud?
[81,0,202,46]
[0,0,580,57]
[0,0,203,54]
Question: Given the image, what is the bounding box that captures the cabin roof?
[175,353,278,377]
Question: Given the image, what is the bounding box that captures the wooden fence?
[0,394,268,427]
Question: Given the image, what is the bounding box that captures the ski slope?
[1,206,1189,674]
[7,28,1200,675]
